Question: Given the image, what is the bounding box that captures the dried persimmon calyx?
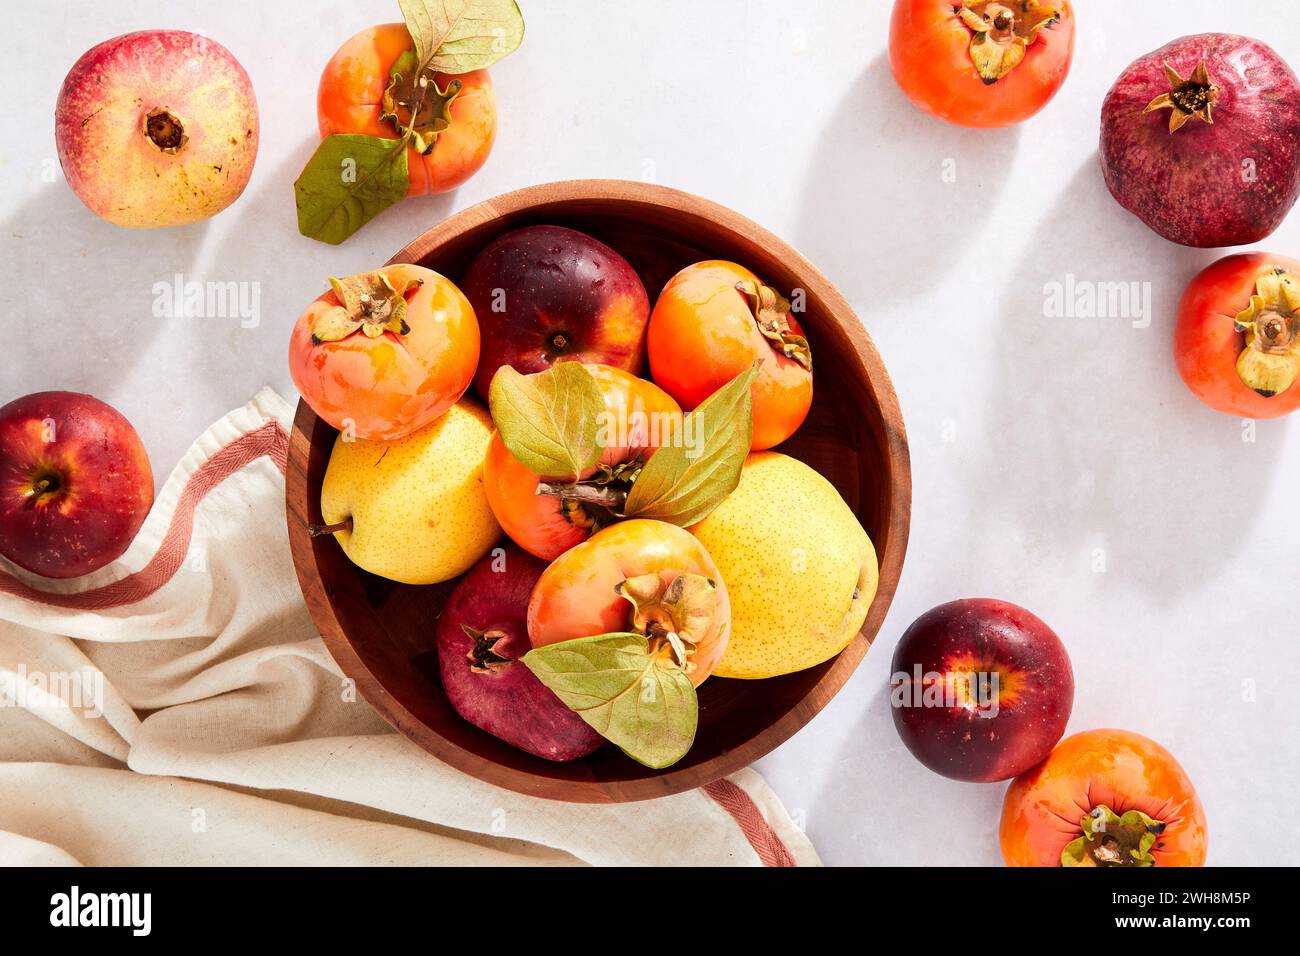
[957,1,1060,84]
[380,49,463,154]
[1233,268,1300,398]
[735,278,812,370]
[1061,805,1166,867]
[614,572,719,674]
[311,270,423,344]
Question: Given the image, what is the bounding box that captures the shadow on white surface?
[794,55,1021,320]
[3,184,210,413]
[964,159,1290,603]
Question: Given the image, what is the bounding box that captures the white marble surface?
[4,1,1297,865]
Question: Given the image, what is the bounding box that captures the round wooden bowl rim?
[287,178,911,802]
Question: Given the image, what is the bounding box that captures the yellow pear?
[690,452,878,679]
[318,399,500,585]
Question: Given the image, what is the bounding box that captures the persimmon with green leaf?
[527,519,731,690]
[485,362,755,561]
[295,1,524,244]
[484,363,682,561]
[288,264,479,441]
[523,519,733,768]
[317,24,495,196]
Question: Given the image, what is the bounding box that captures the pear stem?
[308,518,353,537]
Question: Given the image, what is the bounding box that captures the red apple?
[460,225,651,399]
[0,392,154,579]
[890,599,1073,783]
[436,544,603,761]
[55,30,259,228]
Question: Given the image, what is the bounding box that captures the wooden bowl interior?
[289,185,908,801]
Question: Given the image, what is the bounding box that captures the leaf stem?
[535,481,628,509]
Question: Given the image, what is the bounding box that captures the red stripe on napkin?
[704,777,798,867]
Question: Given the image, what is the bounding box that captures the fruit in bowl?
[889,599,1073,782]
[1174,253,1300,418]
[461,226,653,399]
[313,398,499,585]
[888,0,1076,128]
[285,180,910,801]
[288,265,479,442]
[1100,34,1300,247]
[483,364,681,560]
[437,545,603,761]
[55,29,259,228]
[648,260,812,451]
[0,392,153,578]
[690,452,878,679]
[1001,729,1207,866]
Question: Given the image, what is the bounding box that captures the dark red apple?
[0,391,154,578]
[460,225,651,399]
[436,544,603,761]
[890,599,1073,783]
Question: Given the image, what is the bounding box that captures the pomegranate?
[55,30,259,228]
[435,545,602,762]
[1100,34,1300,248]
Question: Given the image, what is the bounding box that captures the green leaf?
[488,363,604,481]
[294,134,409,245]
[398,0,525,74]
[622,366,757,526]
[521,633,698,770]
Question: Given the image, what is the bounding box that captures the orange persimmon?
[889,1,1075,128]
[483,365,682,561]
[317,23,497,196]
[647,261,812,451]
[1000,729,1208,867]
[288,264,479,441]
[527,520,731,688]
[1175,253,1300,419]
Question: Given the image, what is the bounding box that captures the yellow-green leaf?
[521,633,698,770]
[398,0,525,74]
[488,363,604,481]
[622,366,756,526]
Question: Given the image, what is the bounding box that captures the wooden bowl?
[287,180,910,802]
